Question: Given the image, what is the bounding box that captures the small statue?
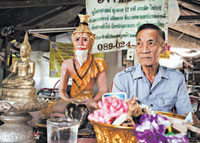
[51,14,108,135]
[55,14,107,107]
[1,32,37,102]
[2,32,35,88]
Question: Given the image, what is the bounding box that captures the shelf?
[187,85,200,88]
[184,70,200,74]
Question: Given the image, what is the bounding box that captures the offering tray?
[90,111,188,143]
[154,111,185,120]
[90,120,137,143]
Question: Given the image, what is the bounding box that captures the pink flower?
[88,109,114,124]
[88,97,128,124]
[99,97,128,118]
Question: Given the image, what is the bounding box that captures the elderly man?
[51,14,107,117]
[112,23,192,115]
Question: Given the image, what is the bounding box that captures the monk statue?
[51,14,108,118]
[1,32,37,102]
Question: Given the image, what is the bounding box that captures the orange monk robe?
[70,55,107,100]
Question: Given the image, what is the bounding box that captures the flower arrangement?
[134,114,188,143]
[88,96,189,143]
[88,96,128,124]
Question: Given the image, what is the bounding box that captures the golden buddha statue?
[1,32,37,102]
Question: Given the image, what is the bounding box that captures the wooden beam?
[169,25,200,39]
[168,29,200,50]
[32,33,50,40]
[28,27,76,34]
[178,0,200,7]
[0,0,85,9]
[36,5,84,26]
[176,16,200,24]
[13,24,76,31]
[180,8,197,16]
[178,0,200,13]
[17,6,64,27]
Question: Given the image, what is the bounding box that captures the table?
[78,138,97,143]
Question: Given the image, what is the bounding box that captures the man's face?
[73,32,91,51]
[136,29,166,67]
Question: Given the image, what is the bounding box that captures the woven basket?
[91,120,137,143]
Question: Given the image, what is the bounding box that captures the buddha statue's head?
[20,32,31,59]
[72,14,95,66]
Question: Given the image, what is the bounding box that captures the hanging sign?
[86,0,168,53]
[49,41,74,77]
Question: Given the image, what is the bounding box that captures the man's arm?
[59,61,75,103]
[112,73,126,93]
[175,74,192,115]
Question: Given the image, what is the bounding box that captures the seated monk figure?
[51,14,108,118]
[2,32,35,88]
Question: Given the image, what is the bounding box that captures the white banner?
[86,0,168,53]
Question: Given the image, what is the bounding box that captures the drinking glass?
[47,118,79,143]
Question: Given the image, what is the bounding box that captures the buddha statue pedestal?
[0,32,47,143]
[0,98,47,143]
[0,112,35,143]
